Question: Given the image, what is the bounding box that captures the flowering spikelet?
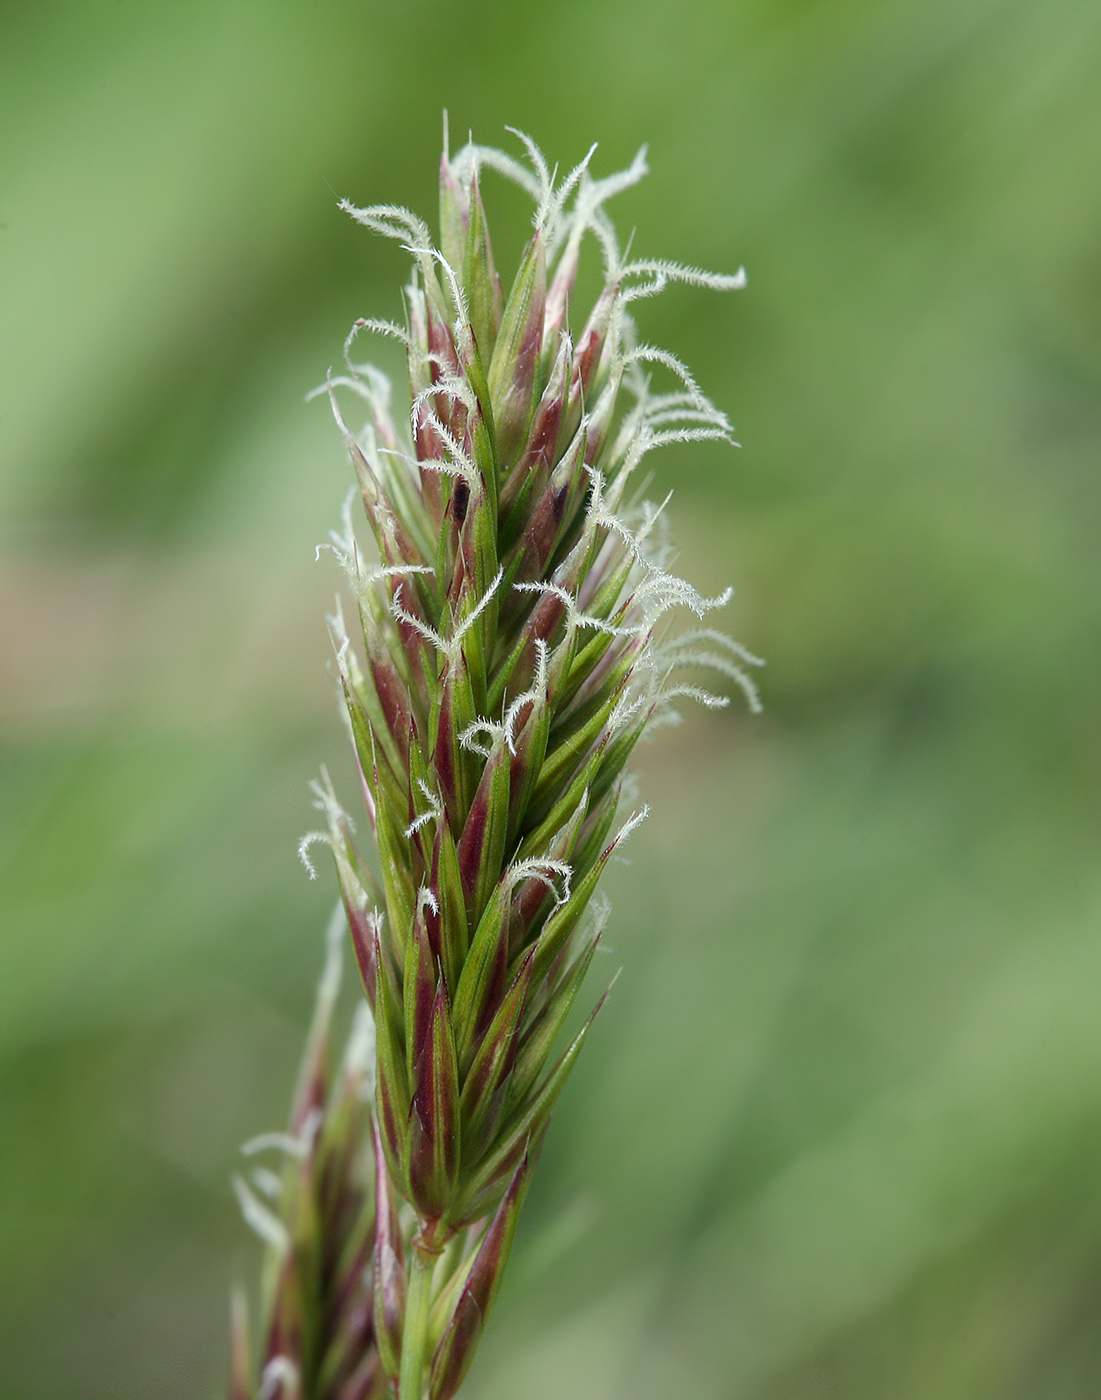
[232,908,385,1400]
[239,127,760,1400]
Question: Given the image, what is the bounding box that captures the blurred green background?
[2,0,1100,1395]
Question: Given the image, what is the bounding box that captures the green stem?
[398,1241,436,1400]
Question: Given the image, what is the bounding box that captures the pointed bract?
[406,982,461,1222]
[487,231,546,470]
[429,1150,538,1400]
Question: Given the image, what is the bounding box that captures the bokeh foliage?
[2,0,1100,1396]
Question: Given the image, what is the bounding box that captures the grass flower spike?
[231,909,384,1400]
[234,127,759,1400]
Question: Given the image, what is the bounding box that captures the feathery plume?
[234,127,758,1400]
